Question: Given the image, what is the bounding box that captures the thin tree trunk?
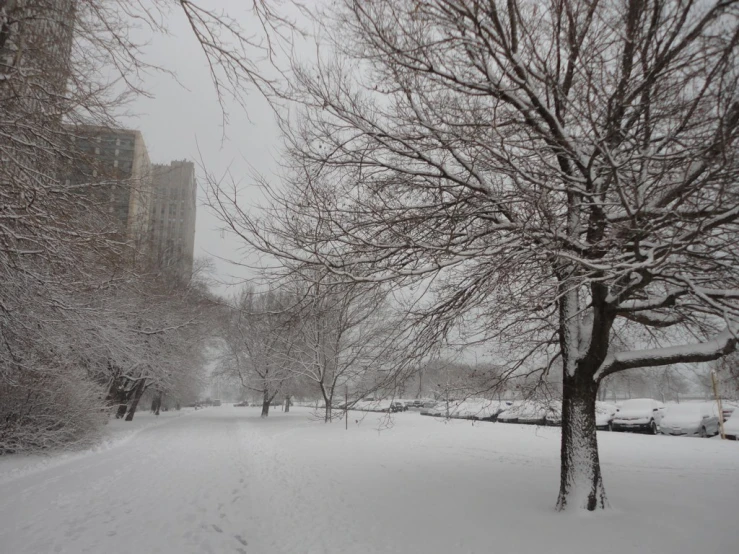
[320,383,331,422]
[107,375,128,419]
[261,389,270,417]
[285,395,290,413]
[125,380,147,421]
[154,391,163,415]
[556,371,607,511]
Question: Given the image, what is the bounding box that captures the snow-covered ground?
[0,408,195,484]
[0,406,737,554]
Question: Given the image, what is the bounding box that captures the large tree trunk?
[125,380,146,421]
[284,395,290,413]
[261,389,270,418]
[556,371,607,511]
[115,402,128,419]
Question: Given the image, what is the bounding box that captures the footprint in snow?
[234,534,247,546]
[212,524,223,533]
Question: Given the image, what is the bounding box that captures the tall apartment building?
[0,0,76,100]
[1,1,77,197]
[66,126,153,246]
[149,161,197,280]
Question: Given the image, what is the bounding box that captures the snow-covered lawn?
[0,406,737,554]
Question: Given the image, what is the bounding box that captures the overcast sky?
[120,1,300,295]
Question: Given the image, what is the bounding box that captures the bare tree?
[284,271,396,422]
[219,288,298,417]
[207,0,739,511]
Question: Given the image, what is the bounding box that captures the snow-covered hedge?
[0,369,107,454]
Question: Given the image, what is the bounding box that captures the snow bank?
[0,408,194,484]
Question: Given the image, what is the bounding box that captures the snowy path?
[1,406,738,554]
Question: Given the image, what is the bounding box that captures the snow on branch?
[616,293,683,312]
[617,310,684,328]
[594,327,738,382]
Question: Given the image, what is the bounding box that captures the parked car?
[595,402,618,431]
[498,401,560,426]
[543,401,562,426]
[451,399,511,422]
[390,401,408,412]
[722,402,738,422]
[612,398,665,434]
[659,402,720,437]
[723,412,739,440]
[233,401,249,407]
[419,402,445,416]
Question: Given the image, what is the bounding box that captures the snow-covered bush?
[0,369,107,454]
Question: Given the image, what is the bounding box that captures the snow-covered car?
[723,412,739,440]
[446,399,511,421]
[611,398,665,434]
[722,402,738,422]
[595,402,618,431]
[659,402,720,438]
[419,403,443,416]
[351,399,394,412]
[497,401,561,426]
[543,401,563,426]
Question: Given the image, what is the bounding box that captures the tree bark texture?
[261,389,270,418]
[556,371,607,511]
